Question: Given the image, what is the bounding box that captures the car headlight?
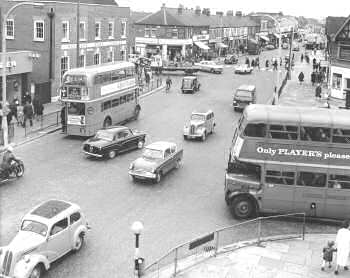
[23,255,30,263]
[129,163,134,170]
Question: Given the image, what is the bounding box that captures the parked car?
[234,64,253,74]
[181,76,200,94]
[194,60,223,74]
[224,54,238,64]
[265,44,275,50]
[129,141,183,183]
[0,200,90,278]
[82,126,146,159]
[183,110,215,141]
[233,85,256,111]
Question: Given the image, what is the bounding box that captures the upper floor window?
[78,54,85,68]
[108,22,114,38]
[145,26,150,37]
[79,22,86,41]
[61,56,69,80]
[62,21,70,42]
[93,52,100,65]
[107,48,114,62]
[121,21,127,38]
[6,19,14,39]
[172,28,178,38]
[34,20,45,41]
[95,22,101,40]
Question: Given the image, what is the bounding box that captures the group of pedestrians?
[321,220,350,275]
[245,57,260,69]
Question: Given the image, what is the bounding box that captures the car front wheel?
[74,233,84,251]
[29,265,43,278]
[108,150,117,159]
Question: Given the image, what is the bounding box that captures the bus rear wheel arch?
[230,195,257,219]
[103,117,112,128]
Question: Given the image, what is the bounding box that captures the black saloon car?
[82,126,146,159]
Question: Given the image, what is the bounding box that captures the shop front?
[330,65,350,99]
[192,34,209,60]
[0,51,32,103]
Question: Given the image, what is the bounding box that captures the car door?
[162,148,174,174]
[120,129,136,151]
[46,218,70,262]
[69,211,82,248]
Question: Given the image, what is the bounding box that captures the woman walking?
[334,220,350,275]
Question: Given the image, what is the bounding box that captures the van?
[233,85,256,111]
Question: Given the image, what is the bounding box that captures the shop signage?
[101,79,136,96]
[68,115,85,125]
[192,34,209,41]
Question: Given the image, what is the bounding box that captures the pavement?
[144,234,350,278]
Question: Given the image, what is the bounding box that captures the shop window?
[332,73,342,89]
[243,123,266,138]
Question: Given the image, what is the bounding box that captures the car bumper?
[184,131,203,139]
[83,151,103,158]
[129,170,156,180]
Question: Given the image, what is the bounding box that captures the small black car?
[224,54,238,64]
[181,76,200,94]
[82,126,146,159]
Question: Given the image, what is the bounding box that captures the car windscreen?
[191,114,205,121]
[235,90,252,98]
[21,220,48,237]
[143,148,163,159]
[182,79,193,88]
[95,131,114,141]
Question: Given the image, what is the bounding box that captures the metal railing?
[24,110,61,137]
[143,213,306,278]
[139,78,163,96]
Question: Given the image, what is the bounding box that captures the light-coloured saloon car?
[129,141,183,183]
[183,110,216,141]
[194,61,223,74]
[0,200,89,278]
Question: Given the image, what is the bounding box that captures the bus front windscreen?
[68,102,85,115]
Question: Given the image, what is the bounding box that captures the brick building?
[326,16,350,99]
[0,0,130,104]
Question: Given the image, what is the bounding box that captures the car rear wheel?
[29,265,43,278]
[230,196,255,219]
[74,233,84,251]
[202,132,206,141]
[210,68,215,73]
[137,140,144,149]
[108,150,117,159]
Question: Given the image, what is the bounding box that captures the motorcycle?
[0,159,24,183]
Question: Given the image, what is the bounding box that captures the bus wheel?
[231,196,255,219]
[103,117,112,128]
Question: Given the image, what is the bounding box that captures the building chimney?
[202,8,210,16]
[226,10,233,16]
[178,4,184,15]
[235,11,242,17]
[195,6,201,15]
[161,3,165,9]
[216,11,223,16]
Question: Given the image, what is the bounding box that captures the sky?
[117,0,350,19]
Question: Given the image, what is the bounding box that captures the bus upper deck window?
[301,127,330,142]
[243,123,266,138]
[332,128,350,144]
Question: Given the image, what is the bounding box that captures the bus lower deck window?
[297,172,326,187]
[328,174,350,189]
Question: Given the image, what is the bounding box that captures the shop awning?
[259,35,270,42]
[194,41,209,50]
[217,42,228,48]
[273,33,281,39]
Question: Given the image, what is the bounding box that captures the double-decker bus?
[225,104,350,220]
[60,61,140,136]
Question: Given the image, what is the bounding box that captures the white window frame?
[62,21,70,42]
[145,26,150,37]
[78,54,85,67]
[150,27,156,38]
[79,21,86,41]
[93,52,101,65]
[121,21,127,38]
[34,20,45,42]
[108,21,114,39]
[107,47,114,62]
[60,55,70,81]
[95,21,101,40]
[6,19,14,39]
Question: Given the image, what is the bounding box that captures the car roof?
[237,84,256,91]
[192,109,213,115]
[25,199,80,226]
[146,141,176,151]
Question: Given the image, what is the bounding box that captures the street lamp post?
[131,221,144,278]
[1,1,43,146]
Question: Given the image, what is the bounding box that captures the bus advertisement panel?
[225,104,350,220]
[60,62,140,136]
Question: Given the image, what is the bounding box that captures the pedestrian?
[23,91,32,105]
[245,57,250,67]
[311,71,316,86]
[315,83,322,100]
[265,59,269,68]
[298,72,304,84]
[321,240,337,271]
[166,76,172,90]
[273,59,278,70]
[60,105,66,133]
[292,53,295,61]
[301,53,304,63]
[17,105,24,127]
[312,58,317,70]
[306,54,310,63]
[279,57,282,66]
[9,97,19,124]
[36,100,44,122]
[251,59,255,67]
[23,101,33,128]
[334,220,350,275]
[32,94,39,119]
